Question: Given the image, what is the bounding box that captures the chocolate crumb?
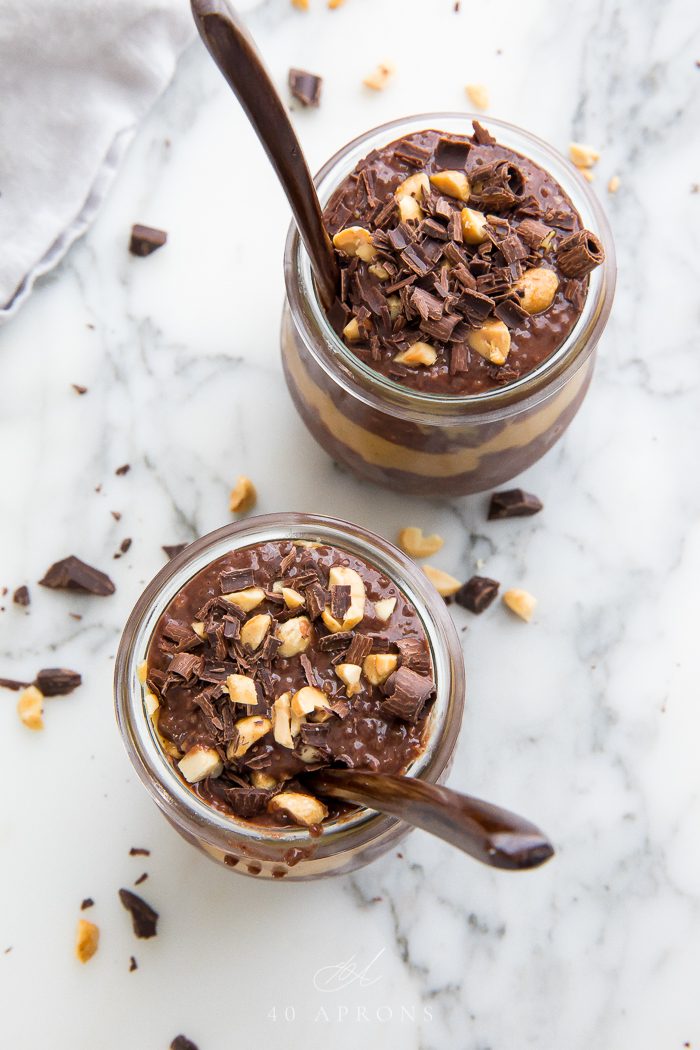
[80,898,94,910]
[488,488,543,519]
[34,668,82,696]
[69,612,82,621]
[129,847,151,857]
[163,544,188,560]
[289,67,322,107]
[39,556,115,596]
[129,955,138,972]
[111,511,122,521]
[120,538,132,554]
[13,586,30,607]
[170,1037,199,1050]
[455,576,500,613]
[134,872,148,886]
[118,889,158,939]
[71,384,88,395]
[115,464,130,477]
[0,676,31,691]
[129,224,167,257]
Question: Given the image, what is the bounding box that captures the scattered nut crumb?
[421,565,462,597]
[502,588,537,622]
[579,169,595,182]
[328,0,344,7]
[363,61,395,92]
[229,475,257,514]
[465,83,489,110]
[569,142,600,169]
[607,174,620,193]
[291,0,308,8]
[397,527,444,558]
[17,685,44,730]
[75,918,99,964]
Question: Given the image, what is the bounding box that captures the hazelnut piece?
[569,142,600,169]
[373,597,397,623]
[223,586,265,613]
[178,746,224,784]
[227,715,272,760]
[460,207,489,245]
[421,564,462,597]
[272,692,295,749]
[75,919,99,964]
[229,475,257,514]
[363,653,398,685]
[502,588,537,622]
[291,685,329,718]
[17,685,44,731]
[251,771,278,790]
[267,791,329,827]
[398,195,422,222]
[322,566,366,632]
[362,61,395,92]
[335,663,363,697]
[395,172,429,201]
[369,262,391,281]
[429,170,470,201]
[467,319,511,366]
[240,613,272,651]
[137,661,148,684]
[226,673,258,707]
[397,526,444,558]
[515,267,559,314]
[393,342,437,368]
[465,83,489,110]
[191,621,207,640]
[332,226,377,262]
[275,615,312,657]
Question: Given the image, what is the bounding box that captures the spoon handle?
[307,769,554,870]
[191,0,338,307]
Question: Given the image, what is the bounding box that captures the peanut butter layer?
[324,121,604,395]
[145,540,435,828]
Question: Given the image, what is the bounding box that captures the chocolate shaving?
[168,653,203,681]
[517,218,552,248]
[220,567,256,593]
[13,586,30,607]
[118,889,158,939]
[33,668,82,696]
[488,488,543,519]
[223,787,272,818]
[134,872,148,886]
[556,229,604,278]
[393,139,432,167]
[288,67,322,107]
[395,637,431,676]
[129,224,167,257]
[39,556,115,596]
[344,633,373,665]
[562,279,586,310]
[317,631,354,651]
[455,576,500,613]
[471,120,497,145]
[435,136,471,169]
[301,582,326,618]
[330,584,351,622]
[471,161,526,210]
[495,298,529,328]
[381,666,434,724]
[300,653,319,688]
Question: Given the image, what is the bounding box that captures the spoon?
[190,0,339,307]
[306,768,554,870]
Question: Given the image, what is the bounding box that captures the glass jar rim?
[114,513,465,851]
[284,111,617,423]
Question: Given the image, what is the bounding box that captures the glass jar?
[114,513,465,880]
[281,113,616,497]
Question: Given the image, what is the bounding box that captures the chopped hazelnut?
[362,61,395,92]
[240,613,272,651]
[223,586,265,613]
[373,597,397,622]
[369,262,391,281]
[515,267,559,314]
[267,791,328,827]
[291,0,308,9]
[281,587,305,610]
[421,564,462,597]
[137,661,148,684]
[395,172,429,202]
[144,691,159,719]
[226,673,258,707]
[502,588,537,622]
[387,295,402,321]
[275,615,312,657]
[569,142,600,169]
[291,685,329,718]
[272,692,295,749]
[335,663,363,697]
[322,566,366,632]
[398,195,422,222]
[607,174,620,194]
[393,342,437,368]
[229,475,257,514]
[467,318,511,365]
[363,653,398,685]
[178,746,223,784]
[465,83,489,110]
[397,526,444,558]
[429,170,470,201]
[75,919,99,964]
[460,207,489,245]
[251,771,278,790]
[17,685,44,731]
[343,317,362,342]
[332,226,377,262]
[191,620,207,640]
[227,715,272,760]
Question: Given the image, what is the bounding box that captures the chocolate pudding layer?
[144,540,435,829]
[324,121,604,395]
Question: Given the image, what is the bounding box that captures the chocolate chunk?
[220,567,256,593]
[382,666,434,723]
[562,279,586,310]
[411,287,443,321]
[498,233,528,264]
[300,722,331,748]
[495,298,529,328]
[300,653,319,688]
[556,229,605,278]
[449,343,469,375]
[129,956,138,972]
[517,218,552,248]
[304,582,327,620]
[471,120,497,146]
[12,586,30,607]
[171,1038,199,1050]
[317,630,354,651]
[33,668,82,696]
[80,898,94,910]
[118,889,158,939]
[223,787,271,818]
[471,161,525,209]
[455,576,500,613]
[168,653,203,681]
[129,224,167,257]
[488,488,543,519]
[289,67,322,107]
[330,584,352,622]
[129,847,151,857]
[435,136,470,170]
[395,637,431,675]
[39,556,115,596]
[344,633,373,665]
[393,139,432,167]
[163,543,188,560]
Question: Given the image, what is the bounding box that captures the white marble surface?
[1,1,699,1047]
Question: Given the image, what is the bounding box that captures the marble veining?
[1,1,699,1047]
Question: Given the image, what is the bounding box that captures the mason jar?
[281,113,616,497]
[114,513,465,880]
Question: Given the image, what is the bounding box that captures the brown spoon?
[306,768,554,870]
[190,0,338,307]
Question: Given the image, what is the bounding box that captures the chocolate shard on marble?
[289,67,322,107]
[33,668,82,696]
[454,576,500,614]
[80,898,94,910]
[115,463,130,476]
[129,847,150,857]
[118,889,158,939]
[39,556,115,596]
[129,224,167,257]
[488,488,543,519]
[163,543,188,560]
[12,585,30,607]
[170,1037,199,1050]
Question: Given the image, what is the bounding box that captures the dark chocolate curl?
[555,229,605,278]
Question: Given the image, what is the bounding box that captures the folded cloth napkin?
[0,0,264,322]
